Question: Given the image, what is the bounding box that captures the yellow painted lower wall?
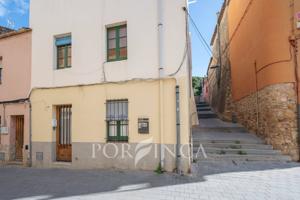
[31,78,190,144]
[30,78,192,172]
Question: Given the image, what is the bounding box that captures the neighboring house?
[0,28,32,165]
[208,0,300,161]
[0,26,13,35]
[30,0,196,173]
[207,1,234,121]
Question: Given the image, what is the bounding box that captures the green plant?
[238,151,247,155]
[155,163,164,174]
[229,145,242,149]
[192,77,203,96]
[235,141,241,144]
[219,150,226,155]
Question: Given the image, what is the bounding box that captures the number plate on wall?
[0,127,8,134]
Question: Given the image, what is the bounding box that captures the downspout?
[29,102,32,167]
[184,6,192,173]
[294,40,300,161]
[254,61,260,135]
[158,0,165,169]
[175,86,181,173]
[290,0,300,161]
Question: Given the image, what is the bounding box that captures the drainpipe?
[184,6,192,173]
[29,102,32,167]
[158,0,165,169]
[294,41,300,161]
[254,61,260,135]
[290,0,300,161]
[175,86,181,173]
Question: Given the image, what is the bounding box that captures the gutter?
[0,98,29,104]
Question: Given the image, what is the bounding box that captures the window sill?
[55,66,72,70]
[107,58,127,63]
[106,137,129,143]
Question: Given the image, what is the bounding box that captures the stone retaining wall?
[235,83,299,161]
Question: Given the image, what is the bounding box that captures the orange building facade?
[208,0,300,160]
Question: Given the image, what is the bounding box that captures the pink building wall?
[0,30,31,101]
[0,30,31,164]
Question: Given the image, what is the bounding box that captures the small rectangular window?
[106,100,128,142]
[55,35,72,69]
[107,24,127,62]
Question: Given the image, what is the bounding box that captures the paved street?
[1,104,300,200]
[1,161,300,200]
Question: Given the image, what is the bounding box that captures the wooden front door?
[15,116,24,161]
[56,105,72,162]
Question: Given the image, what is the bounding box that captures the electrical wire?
[167,7,190,77]
[223,0,254,55]
[187,11,213,56]
[168,7,214,77]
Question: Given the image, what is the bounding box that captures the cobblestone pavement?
[1,161,300,200]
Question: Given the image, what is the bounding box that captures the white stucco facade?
[30,0,189,87]
[29,0,196,173]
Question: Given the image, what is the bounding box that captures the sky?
[0,0,223,77]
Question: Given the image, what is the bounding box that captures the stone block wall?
[208,2,235,122]
[235,83,299,160]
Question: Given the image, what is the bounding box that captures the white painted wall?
[30,0,189,88]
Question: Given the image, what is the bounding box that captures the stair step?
[194,154,292,162]
[197,108,211,111]
[193,139,265,144]
[193,127,248,133]
[197,104,210,108]
[194,127,249,134]
[194,143,273,150]
[193,132,265,142]
[193,147,281,155]
[197,102,208,105]
[198,114,218,119]
[198,111,214,114]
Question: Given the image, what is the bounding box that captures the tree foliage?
[192,76,203,96]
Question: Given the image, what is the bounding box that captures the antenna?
[7,19,15,29]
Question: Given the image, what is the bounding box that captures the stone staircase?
[193,102,292,162]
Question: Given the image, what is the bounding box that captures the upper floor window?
[107,24,127,62]
[56,35,72,69]
[0,56,3,84]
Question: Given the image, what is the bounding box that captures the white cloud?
[0,0,8,17]
[13,0,29,15]
[0,0,29,17]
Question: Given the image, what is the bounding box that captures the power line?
[186,11,213,56]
